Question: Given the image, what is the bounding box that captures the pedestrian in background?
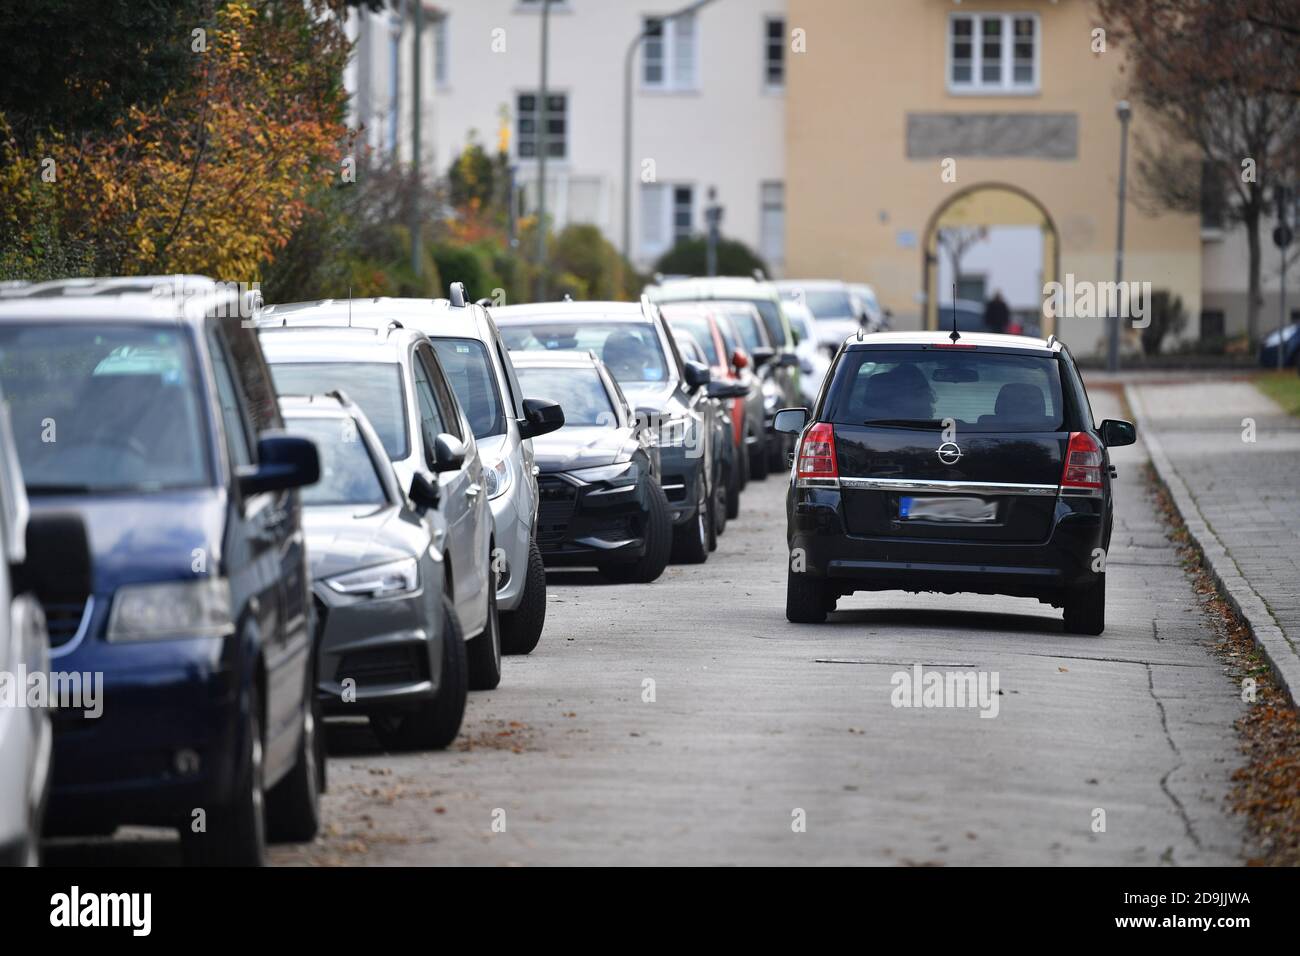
[983,291,1010,335]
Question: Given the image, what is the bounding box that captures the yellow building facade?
[785,0,1201,352]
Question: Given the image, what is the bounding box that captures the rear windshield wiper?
[862,418,945,429]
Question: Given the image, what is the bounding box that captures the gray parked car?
[256,306,502,691]
[398,286,564,656]
[279,393,466,751]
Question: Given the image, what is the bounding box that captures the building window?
[1199,310,1226,341]
[672,185,694,243]
[759,182,784,265]
[765,17,785,89]
[516,92,567,160]
[949,13,1038,92]
[643,14,698,91]
[640,183,694,259]
[433,15,449,87]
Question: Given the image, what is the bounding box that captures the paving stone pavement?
[1129,380,1300,696]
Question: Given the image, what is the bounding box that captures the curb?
[1126,385,1300,706]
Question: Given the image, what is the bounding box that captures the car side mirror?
[432,433,467,473]
[773,407,810,434]
[683,360,711,391]
[1100,419,1136,447]
[408,472,440,511]
[750,347,776,369]
[707,381,749,400]
[16,512,93,607]
[519,397,565,439]
[778,352,801,369]
[731,348,749,370]
[239,434,320,496]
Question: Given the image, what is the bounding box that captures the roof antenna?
[348,286,353,328]
[948,283,960,343]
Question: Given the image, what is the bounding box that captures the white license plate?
[899,495,998,523]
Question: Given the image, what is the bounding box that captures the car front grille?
[537,476,577,550]
[45,600,89,648]
[335,645,426,688]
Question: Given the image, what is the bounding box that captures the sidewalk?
[1125,379,1300,703]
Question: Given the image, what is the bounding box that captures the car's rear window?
[825,349,1065,433]
[270,362,409,459]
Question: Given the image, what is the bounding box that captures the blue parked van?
[0,276,322,866]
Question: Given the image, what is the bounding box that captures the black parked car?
[494,299,719,565]
[776,330,1135,634]
[510,350,672,583]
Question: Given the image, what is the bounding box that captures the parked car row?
[0,273,799,866]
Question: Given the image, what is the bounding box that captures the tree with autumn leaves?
[1096,0,1300,346]
[0,0,352,282]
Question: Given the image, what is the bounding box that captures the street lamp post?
[411,0,423,277]
[621,0,717,264]
[1109,99,1132,374]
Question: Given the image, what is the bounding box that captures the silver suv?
[398,286,564,655]
[255,304,503,691]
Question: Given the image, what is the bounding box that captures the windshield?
[800,289,856,319]
[515,365,616,427]
[826,350,1065,433]
[270,362,409,460]
[501,322,669,386]
[717,308,767,352]
[668,317,719,364]
[429,338,504,439]
[0,323,211,493]
[286,416,388,507]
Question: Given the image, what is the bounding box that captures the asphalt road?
[46,389,1252,866]
[268,387,1250,866]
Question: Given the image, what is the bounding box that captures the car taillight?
[1061,431,1103,492]
[797,422,838,479]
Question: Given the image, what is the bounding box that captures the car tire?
[786,569,829,624]
[600,482,672,584]
[265,661,322,845]
[670,473,709,564]
[1063,575,1106,635]
[371,595,467,750]
[466,573,503,691]
[767,433,786,473]
[500,539,546,655]
[713,464,728,537]
[181,683,266,866]
[749,430,769,480]
[705,473,719,553]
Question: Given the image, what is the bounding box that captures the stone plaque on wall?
[906,113,1079,160]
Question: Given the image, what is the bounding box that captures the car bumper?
[488,466,536,611]
[535,470,657,565]
[45,632,247,830]
[788,486,1106,602]
[313,584,442,716]
[657,445,707,526]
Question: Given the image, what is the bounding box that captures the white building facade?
[380,0,789,273]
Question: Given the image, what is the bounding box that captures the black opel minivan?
[776,331,1136,634]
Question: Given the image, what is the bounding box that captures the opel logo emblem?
[937,441,963,465]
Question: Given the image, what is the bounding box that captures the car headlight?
[650,417,688,447]
[570,461,638,485]
[325,557,419,599]
[107,578,233,643]
[482,456,512,500]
